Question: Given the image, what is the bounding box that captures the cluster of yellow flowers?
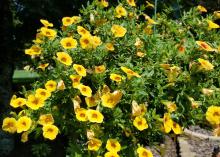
[2,80,59,141]
[2,0,220,156]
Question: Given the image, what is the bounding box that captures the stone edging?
[184,128,220,142]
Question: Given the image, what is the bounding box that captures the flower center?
[92,113,98,118]
[61,57,67,62]
[66,42,72,47]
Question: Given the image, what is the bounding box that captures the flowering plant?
[2,0,220,156]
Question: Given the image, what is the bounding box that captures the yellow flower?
[38,114,54,125]
[35,88,51,100]
[161,100,177,112]
[133,116,148,131]
[121,66,141,79]
[110,74,123,82]
[62,17,74,26]
[40,19,53,27]
[77,84,92,97]
[206,106,220,125]
[87,109,104,123]
[37,63,49,71]
[146,1,154,8]
[42,124,59,140]
[85,96,98,107]
[17,116,32,133]
[198,58,214,71]
[172,122,182,134]
[187,97,200,109]
[80,34,93,49]
[60,37,77,49]
[101,0,109,7]
[104,152,119,157]
[70,75,82,88]
[143,25,153,35]
[21,132,29,143]
[75,108,88,122]
[92,36,102,48]
[57,80,66,90]
[101,91,122,108]
[144,15,157,25]
[105,43,115,51]
[201,88,214,96]
[127,0,136,7]
[214,11,220,19]
[26,94,45,110]
[88,138,102,151]
[10,97,26,108]
[2,117,17,133]
[163,113,173,133]
[25,45,42,56]
[40,27,57,39]
[72,16,81,24]
[77,26,90,36]
[207,20,220,30]
[56,52,73,66]
[197,5,207,13]
[137,147,153,157]
[196,41,215,51]
[45,80,57,92]
[106,139,121,152]
[132,100,147,117]
[136,51,145,57]
[73,64,87,77]
[115,5,127,18]
[95,65,106,74]
[111,25,127,38]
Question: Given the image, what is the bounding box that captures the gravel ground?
[186,126,220,157]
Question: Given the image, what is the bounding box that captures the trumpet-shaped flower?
[111,25,127,38]
[70,75,82,88]
[104,152,119,157]
[35,88,51,100]
[207,20,220,30]
[121,66,141,79]
[198,58,214,71]
[206,106,220,125]
[42,124,59,140]
[133,116,148,131]
[62,17,74,26]
[26,94,45,110]
[196,41,215,51]
[137,147,153,157]
[40,27,57,39]
[45,80,57,92]
[38,114,54,125]
[77,84,92,97]
[40,19,53,27]
[95,65,106,74]
[73,64,87,77]
[106,139,121,152]
[60,37,77,49]
[115,5,127,18]
[57,52,73,66]
[2,117,17,133]
[17,116,32,133]
[101,91,122,108]
[87,109,104,123]
[88,138,102,151]
[10,97,26,108]
[75,108,88,122]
